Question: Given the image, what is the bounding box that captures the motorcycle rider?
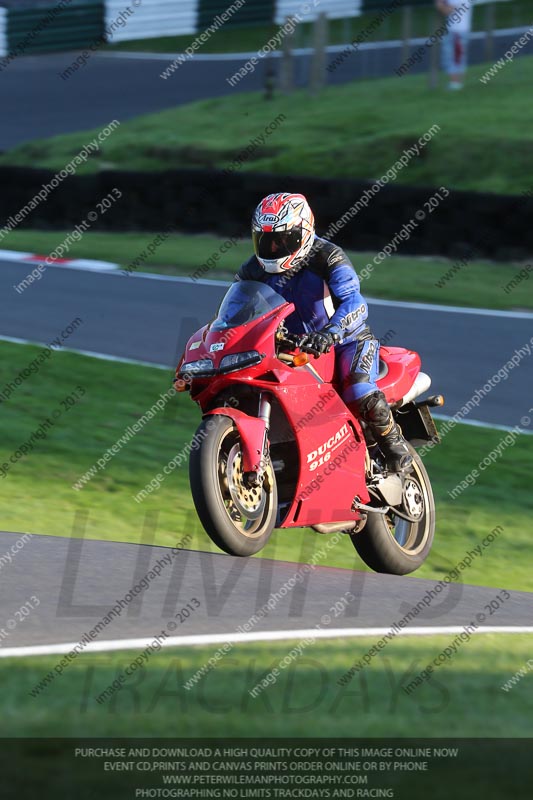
[235,192,413,473]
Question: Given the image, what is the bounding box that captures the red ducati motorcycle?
[176,280,443,575]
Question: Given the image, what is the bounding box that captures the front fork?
[246,393,272,487]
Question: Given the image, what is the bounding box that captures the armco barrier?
[198,0,274,29]
[0,7,7,56]
[0,0,517,54]
[362,0,431,9]
[105,0,198,43]
[362,0,511,8]
[275,0,363,25]
[0,165,532,261]
[6,1,104,55]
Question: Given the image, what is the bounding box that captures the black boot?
[354,391,413,473]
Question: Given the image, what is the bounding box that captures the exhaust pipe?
[312,521,358,534]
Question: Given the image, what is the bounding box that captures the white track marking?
[2,626,533,658]
[4,253,533,318]
[5,256,229,286]
[433,413,533,436]
[0,249,34,260]
[96,27,531,62]
[0,335,170,370]
[117,270,229,286]
[367,296,533,320]
[97,42,400,62]
[8,259,529,318]
[53,259,118,271]
[0,250,118,271]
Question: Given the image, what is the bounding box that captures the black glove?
[300,328,341,357]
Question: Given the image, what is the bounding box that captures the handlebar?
[277,332,306,349]
[276,331,334,360]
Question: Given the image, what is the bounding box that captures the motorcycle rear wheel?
[189,415,277,557]
[350,444,435,575]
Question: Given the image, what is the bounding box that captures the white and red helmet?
[252,192,315,274]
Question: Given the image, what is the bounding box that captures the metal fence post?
[342,14,351,47]
[402,4,413,68]
[280,16,295,93]
[264,56,275,101]
[484,1,495,63]
[429,8,441,89]
[310,11,328,94]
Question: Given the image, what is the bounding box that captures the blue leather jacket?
[236,236,368,345]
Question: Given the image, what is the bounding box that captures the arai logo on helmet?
[262,215,279,224]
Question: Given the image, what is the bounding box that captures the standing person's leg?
[336,334,412,473]
[443,31,468,89]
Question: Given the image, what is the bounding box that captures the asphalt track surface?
[1,531,533,653]
[1,27,533,649]
[1,258,532,430]
[1,262,532,651]
[0,28,531,150]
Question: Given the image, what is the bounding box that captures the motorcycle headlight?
[179,359,215,377]
[219,351,262,373]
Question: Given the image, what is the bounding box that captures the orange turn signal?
[293,352,309,367]
[174,379,188,392]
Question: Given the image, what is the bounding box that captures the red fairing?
[180,294,422,530]
[378,346,421,405]
[279,391,369,527]
[204,407,267,473]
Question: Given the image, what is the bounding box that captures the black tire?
[189,415,277,557]
[350,444,435,575]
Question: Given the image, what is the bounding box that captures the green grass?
[4,55,533,194]
[1,341,532,592]
[6,634,533,738]
[1,230,245,281]
[358,252,533,310]
[2,229,533,310]
[105,2,532,53]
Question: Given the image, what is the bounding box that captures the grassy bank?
[5,634,533,737]
[1,230,532,310]
[0,341,532,591]
[2,56,533,194]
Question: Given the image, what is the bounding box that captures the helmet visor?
[253,228,302,260]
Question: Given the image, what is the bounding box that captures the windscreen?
[211,281,287,331]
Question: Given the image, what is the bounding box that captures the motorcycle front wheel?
[350,444,435,575]
[189,415,277,556]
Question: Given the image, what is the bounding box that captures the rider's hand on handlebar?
[299,328,341,357]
